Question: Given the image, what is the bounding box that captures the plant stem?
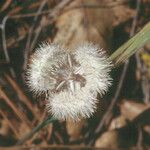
[16,117,56,145]
[110,22,150,66]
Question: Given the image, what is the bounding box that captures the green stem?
[110,22,150,66]
[16,117,56,145]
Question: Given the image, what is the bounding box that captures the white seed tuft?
[27,42,112,120]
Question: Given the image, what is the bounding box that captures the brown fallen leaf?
[96,101,150,149]
[54,0,114,50]
[144,125,150,134]
[109,115,127,130]
[0,119,11,137]
[95,123,138,149]
[120,100,150,121]
[95,130,120,149]
[112,4,136,26]
[66,119,86,141]
[120,100,150,136]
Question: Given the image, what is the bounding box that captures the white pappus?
[27,42,112,121]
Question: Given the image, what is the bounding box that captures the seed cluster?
[27,43,112,120]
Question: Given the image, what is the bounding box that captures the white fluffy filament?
[27,42,112,121]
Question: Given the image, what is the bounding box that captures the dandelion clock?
[27,42,112,121]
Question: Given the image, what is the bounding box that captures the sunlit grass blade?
[110,22,150,66]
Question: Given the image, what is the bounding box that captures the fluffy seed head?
[27,42,112,120]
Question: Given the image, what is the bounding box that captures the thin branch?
[23,0,73,71]
[136,125,144,150]
[1,16,10,62]
[1,16,15,77]
[0,110,20,139]
[31,0,74,50]
[0,88,31,130]
[23,0,48,71]
[4,74,40,121]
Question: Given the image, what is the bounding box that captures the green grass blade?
[110,22,150,66]
[16,117,56,145]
